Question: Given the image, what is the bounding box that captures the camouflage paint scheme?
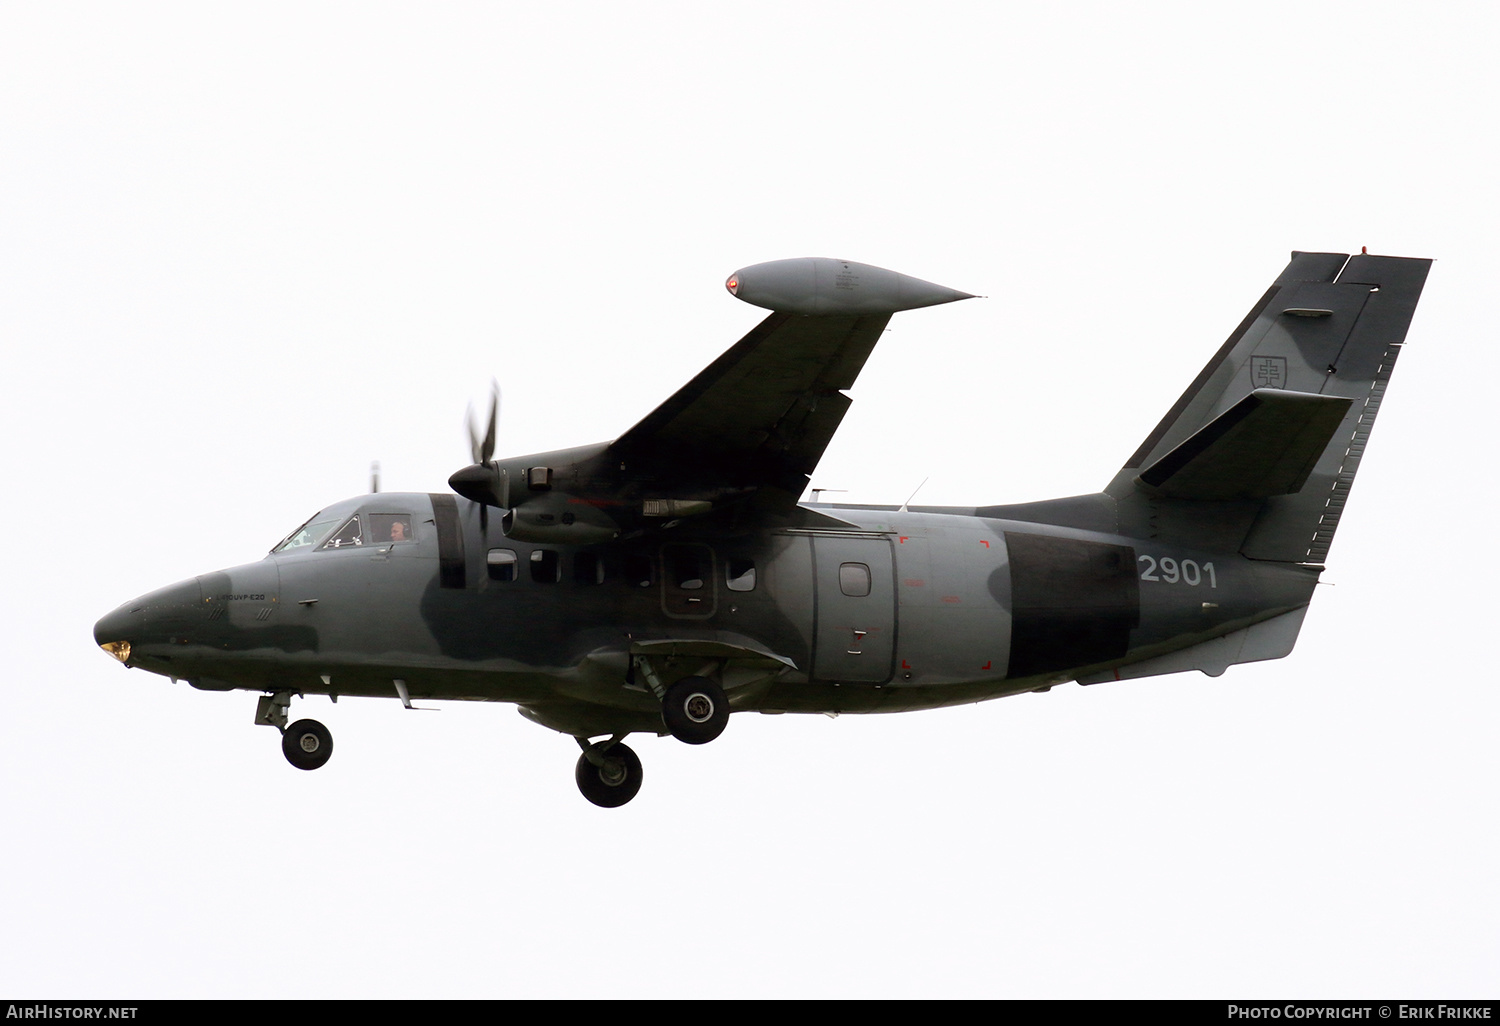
[94,253,1430,802]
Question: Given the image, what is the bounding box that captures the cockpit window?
[273,510,415,555]
[272,515,342,554]
[369,514,413,544]
[322,516,364,549]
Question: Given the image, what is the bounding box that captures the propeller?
[451,381,508,532]
[467,382,499,467]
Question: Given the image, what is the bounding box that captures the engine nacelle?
[725,257,974,316]
[501,492,620,545]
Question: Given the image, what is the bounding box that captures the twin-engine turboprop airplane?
[94,251,1430,806]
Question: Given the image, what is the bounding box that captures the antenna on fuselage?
[898,477,929,513]
[370,461,381,494]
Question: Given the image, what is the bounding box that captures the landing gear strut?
[257,691,335,771]
[574,735,642,808]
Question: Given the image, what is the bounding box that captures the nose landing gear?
[282,718,333,771]
[257,691,335,771]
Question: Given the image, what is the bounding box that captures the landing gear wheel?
[282,718,333,771]
[574,741,643,808]
[662,676,729,745]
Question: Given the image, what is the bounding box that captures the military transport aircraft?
[94,252,1430,806]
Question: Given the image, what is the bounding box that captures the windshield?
[271,515,342,554]
[271,503,418,555]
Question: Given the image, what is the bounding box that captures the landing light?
[100,640,131,664]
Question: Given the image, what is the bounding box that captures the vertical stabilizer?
[1107,251,1430,562]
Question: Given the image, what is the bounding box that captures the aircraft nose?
[93,607,131,663]
[93,605,132,652]
[93,577,204,664]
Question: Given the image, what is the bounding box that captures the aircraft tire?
[575,742,642,808]
[661,676,730,745]
[282,718,334,771]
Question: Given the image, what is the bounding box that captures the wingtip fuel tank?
[725,257,974,316]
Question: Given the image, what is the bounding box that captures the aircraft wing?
[609,258,974,507]
[610,310,891,497]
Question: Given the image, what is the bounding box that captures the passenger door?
[811,534,895,683]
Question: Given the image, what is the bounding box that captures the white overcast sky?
[2,1,1496,999]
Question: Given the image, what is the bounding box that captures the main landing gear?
[574,736,643,808]
[661,676,729,745]
[568,670,733,807]
[633,658,732,746]
[256,691,334,771]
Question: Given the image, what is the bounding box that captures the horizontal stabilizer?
[1137,389,1352,501]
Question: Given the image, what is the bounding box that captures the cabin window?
[839,562,871,597]
[670,550,707,590]
[726,559,757,592]
[662,543,716,617]
[321,516,364,549]
[574,552,605,585]
[624,554,653,588]
[487,548,518,582]
[531,549,560,583]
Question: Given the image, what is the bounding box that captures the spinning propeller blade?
[468,382,499,466]
[455,381,506,533]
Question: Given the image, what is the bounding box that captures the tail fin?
[1107,251,1431,562]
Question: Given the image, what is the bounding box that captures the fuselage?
[94,491,1321,733]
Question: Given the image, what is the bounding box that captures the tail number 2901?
[1138,555,1216,588]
